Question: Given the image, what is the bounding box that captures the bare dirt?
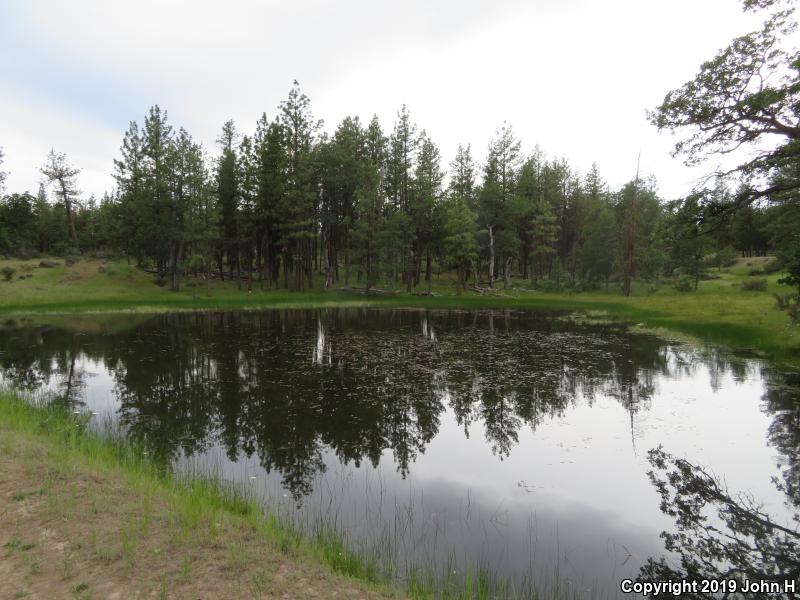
[0,430,396,599]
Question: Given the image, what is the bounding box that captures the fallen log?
[339,286,397,296]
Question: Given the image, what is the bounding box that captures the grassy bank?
[0,392,559,600]
[1,256,798,365]
[0,392,400,599]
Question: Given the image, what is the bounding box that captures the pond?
[1,309,798,597]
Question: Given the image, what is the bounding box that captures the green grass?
[0,256,798,366]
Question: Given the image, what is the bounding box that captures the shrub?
[741,278,767,291]
[716,246,738,268]
[673,276,695,292]
[774,292,794,310]
[748,267,764,276]
[2,267,16,281]
[774,293,800,324]
[761,258,782,274]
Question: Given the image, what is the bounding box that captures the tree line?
[0,79,796,296]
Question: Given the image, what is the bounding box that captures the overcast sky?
[0,0,761,201]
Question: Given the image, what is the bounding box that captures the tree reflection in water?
[0,309,795,508]
[639,447,799,599]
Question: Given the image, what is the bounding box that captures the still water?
[1,309,798,597]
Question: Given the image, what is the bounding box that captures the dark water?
[1,309,798,597]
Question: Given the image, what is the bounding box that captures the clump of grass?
[741,278,767,291]
[4,538,36,554]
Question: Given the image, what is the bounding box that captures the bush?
[65,255,80,266]
[702,247,737,269]
[761,258,782,274]
[741,278,767,291]
[748,268,764,276]
[716,246,738,268]
[774,292,794,310]
[531,278,560,292]
[673,276,695,292]
[774,293,800,324]
[2,267,16,281]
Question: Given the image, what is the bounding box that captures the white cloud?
[1,0,765,199]
[0,92,119,198]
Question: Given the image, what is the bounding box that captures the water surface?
[1,309,797,596]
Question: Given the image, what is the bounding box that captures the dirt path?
[0,429,396,599]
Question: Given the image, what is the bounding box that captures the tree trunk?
[324,235,333,288]
[60,181,78,250]
[425,249,432,291]
[504,255,512,289]
[344,226,350,287]
[488,225,495,287]
[169,239,184,292]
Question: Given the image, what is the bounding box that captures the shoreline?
[0,393,401,599]
[0,393,550,600]
[0,257,798,367]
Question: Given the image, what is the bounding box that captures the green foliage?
[2,77,797,301]
[664,196,708,290]
[712,246,739,269]
[0,193,38,256]
[442,197,478,294]
[650,0,800,211]
[580,202,616,287]
[778,234,800,293]
[673,276,695,292]
[741,278,768,291]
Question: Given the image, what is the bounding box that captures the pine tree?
[216,119,240,281]
[411,132,444,288]
[142,105,174,275]
[353,115,386,288]
[448,144,476,208]
[279,81,322,290]
[41,149,81,250]
[253,114,287,287]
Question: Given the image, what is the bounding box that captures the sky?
[0,0,763,201]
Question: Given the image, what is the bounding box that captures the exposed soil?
[0,429,396,599]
